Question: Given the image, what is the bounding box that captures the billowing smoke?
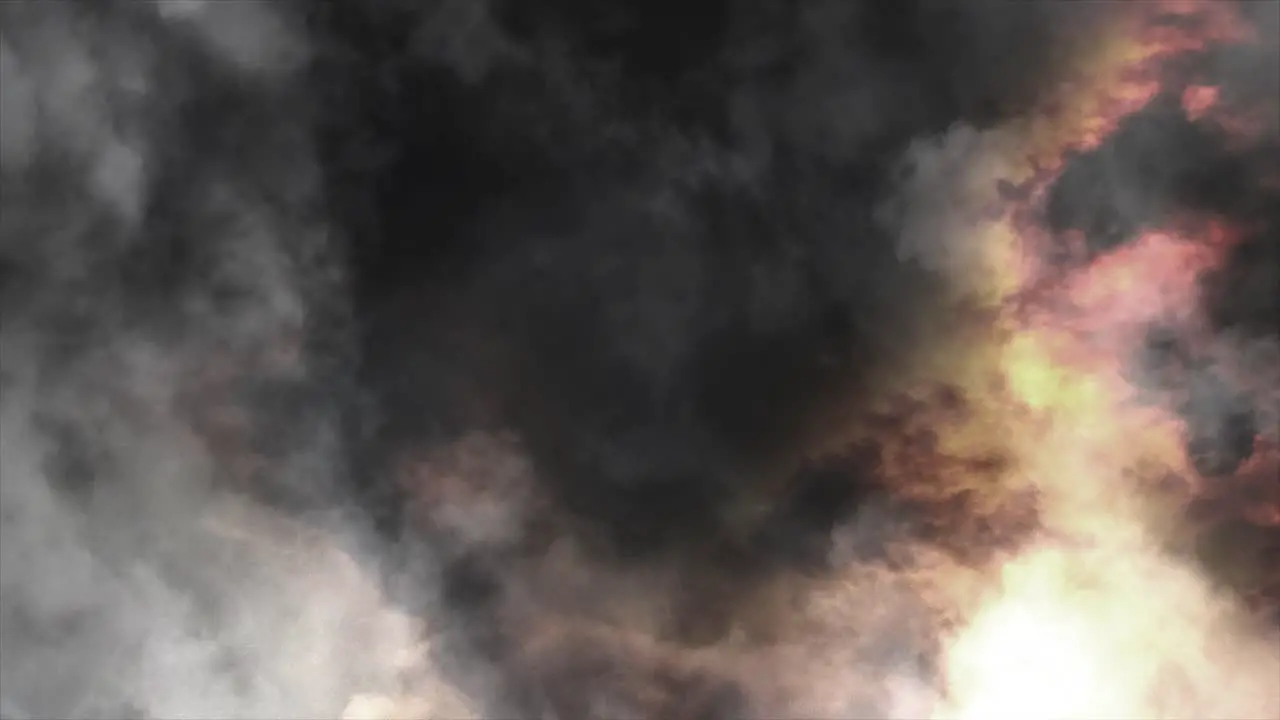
[877,2,1280,716]
[2,1,1278,718]
[0,3,477,717]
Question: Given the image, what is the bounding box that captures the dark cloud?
[3,1,1276,717]
[303,0,1133,712]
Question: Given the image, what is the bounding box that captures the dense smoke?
[1,1,1277,718]
[0,2,474,717]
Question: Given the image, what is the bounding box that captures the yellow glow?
[915,3,1279,718]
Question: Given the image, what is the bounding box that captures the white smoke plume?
[0,3,476,718]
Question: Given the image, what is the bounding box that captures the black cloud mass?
[1,1,1276,718]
